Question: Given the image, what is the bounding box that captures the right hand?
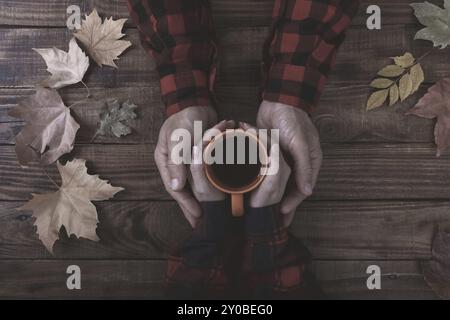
[154,106,217,227]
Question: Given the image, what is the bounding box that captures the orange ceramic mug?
[204,129,269,216]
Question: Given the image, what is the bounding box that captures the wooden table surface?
[0,0,448,299]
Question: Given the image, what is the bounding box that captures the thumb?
[167,138,188,191]
[290,139,313,196]
[167,162,187,191]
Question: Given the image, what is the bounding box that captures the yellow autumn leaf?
[399,73,413,101]
[378,65,404,77]
[370,78,394,89]
[389,84,400,106]
[367,89,389,111]
[393,52,415,68]
[410,63,425,93]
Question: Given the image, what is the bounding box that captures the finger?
[309,139,323,190]
[280,174,306,214]
[289,134,313,196]
[179,201,200,228]
[239,121,254,130]
[167,134,188,191]
[203,120,235,146]
[280,186,306,214]
[190,145,208,193]
[155,144,202,220]
[282,210,296,228]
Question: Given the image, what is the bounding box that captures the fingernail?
[304,184,313,195]
[171,179,179,190]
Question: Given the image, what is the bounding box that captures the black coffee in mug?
[208,134,262,190]
[204,129,269,216]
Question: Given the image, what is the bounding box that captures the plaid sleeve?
[242,205,324,299]
[165,201,243,299]
[127,0,217,116]
[262,0,359,114]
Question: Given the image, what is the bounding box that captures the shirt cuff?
[262,63,327,115]
[160,67,216,117]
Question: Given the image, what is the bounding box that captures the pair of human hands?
[154,101,322,228]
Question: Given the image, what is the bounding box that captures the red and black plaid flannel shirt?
[165,201,324,299]
[127,0,359,298]
[127,0,359,116]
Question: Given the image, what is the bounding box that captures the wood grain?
[0,0,439,28]
[0,259,166,299]
[0,84,435,145]
[1,143,450,201]
[0,0,446,300]
[0,26,444,89]
[1,200,448,260]
[311,260,437,300]
[0,85,435,144]
[0,259,436,299]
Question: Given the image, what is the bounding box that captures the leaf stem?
[28,145,60,189]
[68,98,90,109]
[81,80,91,98]
[90,131,100,143]
[415,49,434,64]
[42,167,60,189]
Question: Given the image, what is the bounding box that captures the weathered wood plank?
[0,26,442,89]
[0,87,165,145]
[311,260,437,300]
[0,259,436,299]
[0,0,437,28]
[0,259,166,299]
[1,200,448,260]
[1,143,450,201]
[0,84,435,145]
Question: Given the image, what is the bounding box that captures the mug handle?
[231,193,244,217]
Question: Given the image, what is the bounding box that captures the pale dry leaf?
[389,83,400,106]
[393,52,415,68]
[96,100,138,138]
[410,63,425,93]
[411,0,450,48]
[407,78,450,156]
[33,38,90,89]
[399,73,413,101]
[74,9,132,68]
[8,88,80,166]
[377,65,404,77]
[367,89,389,111]
[370,78,393,89]
[19,158,124,254]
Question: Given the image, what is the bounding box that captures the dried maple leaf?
[94,99,138,139]
[19,159,124,254]
[33,38,90,89]
[8,88,80,165]
[411,1,450,48]
[423,230,450,299]
[74,9,131,68]
[407,78,450,156]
